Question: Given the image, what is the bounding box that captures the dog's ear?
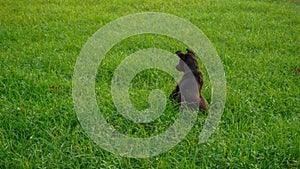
[176,51,186,61]
[186,48,195,55]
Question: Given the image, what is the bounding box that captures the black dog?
[170,49,208,111]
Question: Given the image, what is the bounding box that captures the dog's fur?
[170,49,208,111]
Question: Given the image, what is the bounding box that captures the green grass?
[1,0,299,168]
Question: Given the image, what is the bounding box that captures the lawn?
[1,0,299,168]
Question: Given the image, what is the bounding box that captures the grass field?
[1,0,299,168]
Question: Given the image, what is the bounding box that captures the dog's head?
[175,49,199,72]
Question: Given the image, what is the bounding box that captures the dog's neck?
[183,70,199,79]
